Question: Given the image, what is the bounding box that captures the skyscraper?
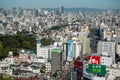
[60,6,64,14]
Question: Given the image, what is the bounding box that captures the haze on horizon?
[0,0,120,9]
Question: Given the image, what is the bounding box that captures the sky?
[0,0,120,9]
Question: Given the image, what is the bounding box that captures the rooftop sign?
[88,64,106,75]
[51,49,61,53]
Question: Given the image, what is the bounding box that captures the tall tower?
[60,6,64,14]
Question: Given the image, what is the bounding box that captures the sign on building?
[88,55,100,64]
[51,49,61,53]
[88,64,106,75]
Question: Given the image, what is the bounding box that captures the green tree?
[0,31,36,59]
[41,38,54,46]
[21,41,31,49]
[0,41,4,58]
[50,24,68,30]
[0,74,15,80]
[0,41,3,50]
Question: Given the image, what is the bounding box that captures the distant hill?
[42,7,119,14]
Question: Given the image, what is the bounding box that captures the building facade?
[97,41,116,63]
[51,49,62,73]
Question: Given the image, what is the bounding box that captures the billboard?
[52,49,61,53]
[88,55,100,64]
[88,64,106,75]
[67,40,74,61]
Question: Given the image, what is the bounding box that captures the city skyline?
[0,0,120,9]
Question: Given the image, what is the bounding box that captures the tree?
[50,24,68,30]
[0,74,15,80]
[76,56,81,60]
[0,41,4,58]
[0,31,36,59]
[21,41,31,49]
[0,41,3,51]
[41,38,54,46]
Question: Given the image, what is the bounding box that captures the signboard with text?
[88,55,100,64]
[88,64,106,75]
[52,49,61,53]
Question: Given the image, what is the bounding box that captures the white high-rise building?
[37,40,41,56]
[36,40,49,59]
[63,40,82,61]
[37,47,49,59]
[97,41,116,63]
[74,43,81,59]
[116,44,120,56]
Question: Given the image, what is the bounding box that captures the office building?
[111,37,120,44]
[74,43,81,59]
[78,32,90,56]
[116,43,120,56]
[51,49,62,73]
[60,6,64,14]
[36,39,51,59]
[97,41,115,63]
[67,40,74,61]
[37,47,49,59]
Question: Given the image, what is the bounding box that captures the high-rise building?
[18,7,23,15]
[97,41,116,63]
[37,40,41,56]
[78,32,90,56]
[37,47,49,59]
[74,43,81,59]
[23,9,32,17]
[36,39,51,59]
[60,6,64,14]
[116,43,120,56]
[63,43,67,61]
[11,7,17,15]
[51,49,62,73]
[67,40,75,61]
[32,9,38,17]
[63,41,82,61]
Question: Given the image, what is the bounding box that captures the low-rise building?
[45,62,51,73]
[107,64,120,80]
